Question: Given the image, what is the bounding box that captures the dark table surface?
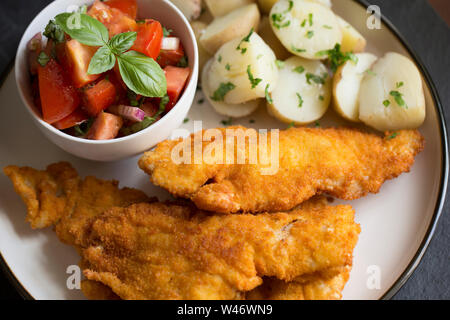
[0,0,449,300]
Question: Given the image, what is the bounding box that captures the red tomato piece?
[38,59,80,124]
[82,79,117,116]
[53,109,89,130]
[88,0,137,37]
[164,66,190,111]
[157,42,185,68]
[131,20,163,59]
[104,0,137,19]
[86,112,123,140]
[65,40,101,88]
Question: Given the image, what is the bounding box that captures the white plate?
[0,0,447,300]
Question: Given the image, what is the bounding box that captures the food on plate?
[270,0,342,60]
[359,52,426,131]
[259,0,332,14]
[139,126,424,214]
[27,0,191,140]
[336,15,367,53]
[203,60,261,117]
[207,31,278,104]
[190,21,212,76]
[332,52,378,122]
[5,163,360,300]
[258,16,291,60]
[199,3,261,54]
[205,0,257,18]
[267,56,332,125]
[169,0,202,21]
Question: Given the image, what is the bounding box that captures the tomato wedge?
[157,43,185,68]
[65,40,101,88]
[131,20,163,59]
[38,60,80,124]
[104,0,137,19]
[82,79,117,116]
[86,112,123,140]
[164,66,191,111]
[53,109,89,130]
[88,0,137,37]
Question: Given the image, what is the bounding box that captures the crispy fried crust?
[139,127,424,213]
[80,200,360,300]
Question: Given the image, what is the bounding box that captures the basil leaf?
[88,46,116,75]
[43,20,65,43]
[108,32,137,54]
[55,13,108,46]
[117,51,167,97]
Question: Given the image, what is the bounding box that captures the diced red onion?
[161,37,180,51]
[28,33,42,52]
[108,105,146,122]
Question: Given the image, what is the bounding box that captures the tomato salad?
[28,0,191,140]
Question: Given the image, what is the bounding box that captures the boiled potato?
[258,0,331,14]
[169,0,202,21]
[202,59,261,117]
[205,0,256,17]
[359,52,426,131]
[333,53,378,122]
[258,16,291,60]
[268,56,332,124]
[336,15,367,53]
[208,32,278,104]
[270,0,342,60]
[190,21,212,77]
[200,4,261,54]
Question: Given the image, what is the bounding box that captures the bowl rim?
[1,0,449,301]
[14,0,199,145]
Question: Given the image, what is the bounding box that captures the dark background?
[0,0,449,300]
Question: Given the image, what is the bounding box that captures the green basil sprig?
[54,12,167,98]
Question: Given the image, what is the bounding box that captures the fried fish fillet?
[80,200,360,300]
[4,163,360,300]
[139,127,424,213]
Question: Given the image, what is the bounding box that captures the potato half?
[205,0,257,18]
[200,4,261,54]
[258,0,331,14]
[359,52,426,131]
[268,56,332,124]
[333,53,378,122]
[190,21,212,77]
[258,16,291,60]
[336,15,367,53]
[202,60,261,117]
[208,32,278,104]
[270,0,342,60]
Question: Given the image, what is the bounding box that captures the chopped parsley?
[291,46,306,53]
[301,19,307,27]
[306,30,314,39]
[387,132,398,140]
[396,81,404,88]
[218,55,222,62]
[366,69,377,76]
[316,43,359,72]
[296,93,304,107]
[43,20,65,43]
[287,122,295,129]
[383,100,391,107]
[306,72,328,85]
[390,90,407,108]
[163,27,173,37]
[236,28,254,54]
[319,95,324,101]
[211,82,236,101]
[293,66,305,74]
[221,118,233,126]
[308,13,313,26]
[265,84,273,104]
[275,60,285,69]
[323,25,333,29]
[225,63,231,71]
[247,65,262,89]
[183,118,189,123]
[271,0,294,29]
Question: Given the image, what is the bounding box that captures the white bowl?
[15,0,198,162]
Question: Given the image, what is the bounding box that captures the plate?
[0,0,447,300]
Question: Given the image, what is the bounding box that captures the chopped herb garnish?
[301,19,307,27]
[287,122,295,129]
[183,118,189,123]
[296,93,304,107]
[198,98,204,104]
[43,20,65,43]
[247,65,262,89]
[37,52,50,67]
[306,72,327,85]
[316,43,359,72]
[271,1,294,29]
[162,27,172,37]
[257,54,263,60]
[265,84,273,104]
[221,118,233,126]
[315,121,321,127]
[291,46,306,53]
[128,90,144,107]
[249,119,255,124]
[323,25,333,29]
[387,132,398,140]
[383,100,391,107]
[121,116,158,136]
[237,28,254,54]
[211,82,236,101]
[319,95,324,101]
[74,118,94,137]
[366,69,377,76]
[177,56,188,68]
[390,90,407,108]
[293,66,305,74]
[275,60,285,69]
[306,30,314,39]
[396,81,404,88]
[225,63,231,70]
[218,55,222,62]
[308,13,313,26]
[159,94,170,112]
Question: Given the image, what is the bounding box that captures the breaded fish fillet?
[139,127,424,213]
[80,200,359,300]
